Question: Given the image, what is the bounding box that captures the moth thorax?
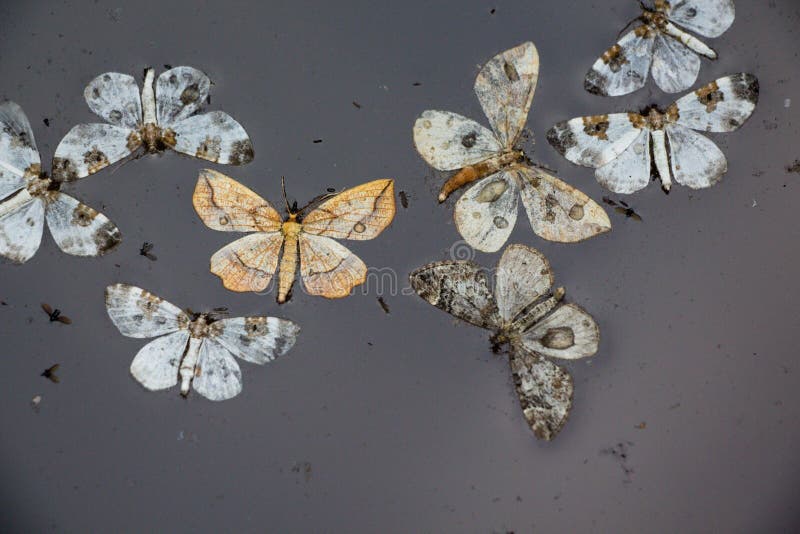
[282,220,302,237]
[140,123,176,153]
[189,315,210,337]
[642,9,668,29]
[26,175,54,197]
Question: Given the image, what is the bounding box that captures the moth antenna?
[281,176,291,214]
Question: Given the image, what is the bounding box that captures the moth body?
[179,336,203,397]
[277,218,302,303]
[438,149,523,203]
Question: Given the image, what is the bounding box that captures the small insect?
[352,101,362,109]
[377,296,390,314]
[42,118,50,127]
[193,170,396,303]
[0,102,121,263]
[786,160,800,174]
[413,42,610,252]
[139,242,157,261]
[602,197,642,221]
[313,139,323,144]
[31,395,42,411]
[41,364,60,383]
[105,284,299,400]
[399,190,409,209]
[412,82,422,87]
[50,66,254,182]
[410,244,600,440]
[41,303,72,324]
[585,0,735,96]
[548,73,758,193]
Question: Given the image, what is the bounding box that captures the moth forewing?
[494,244,554,323]
[515,167,611,243]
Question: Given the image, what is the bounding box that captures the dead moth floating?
[586,0,735,96]
[0,102,120,263]
[105,284,299,401]
[548,73,758,193]
[413,42,610,253]
[192,169,395,303]
[51,66,253,181]
[409,244,600,440]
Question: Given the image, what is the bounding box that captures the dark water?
[1,0,798,531]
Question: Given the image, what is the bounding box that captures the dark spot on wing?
[503,61,520,82]
[180,83,201,105]
[730,73,759,105]
[228,139,254,165]
[461,131,477,148]
[95,221,121,254]
[71,204,98,227]
[584,69,608,96]
[546,123,577,155]
[541,327,575,350]
[582,115,610,140]
[109,109,123,122]
[83,147,109,174]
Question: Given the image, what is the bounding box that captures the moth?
[0,101,121,263]
[602,197,642,221]
[105,283,299,401]
[51,66,253,182]
[413,42,610,253]
[409,244,600,440]
[41,364,60,383]
[41,303,72,324]
[585,0,735,96]
[193,169,395,303]
[548,73,758,193]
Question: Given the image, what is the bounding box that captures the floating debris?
[602,197,642,221]
[313,139,323,144]
[377,296,390,314]
[352,101,362,109]
[31,395,42,411]
[139,242,157,261]
[41,303,71,324]
[41,364,60,383]
[786,160,800,174]
[399,190,409,208]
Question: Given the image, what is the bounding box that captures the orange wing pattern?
[298,233,367,299]
[210,232,284,292]
[301,179,396,240]
[193,169,283,232]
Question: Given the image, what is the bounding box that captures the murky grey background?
[0,0,798,531]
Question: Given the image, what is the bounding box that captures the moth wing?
[584,26,655,97]
[192,339,243,401]
[302,179,395,240]
[412,110,502,171]
[298,233,366,299]
[520,303,599,360]
[453,171,517,253]
[665,124,727,188]
[509,344,573,441]
[495,244,553,323]
[674,74,758,132]
[516,166,611,243]
[547,113,642,168]
[0,101,40,188]
[669,0,735,38]
[209,232,283,292]
[651,34,700,94]
[0,195,44,263]
[192,169,282,232]
[83,72,142,129]
[408,260,501,330]
[595,128,652,194]
[52,123,141,182]
[474,41,539,147]
[169,111,254,165]
[45,192,121,257]
[130,331,189,391]
[105,283,189,338]
[212,316,300,365]
[155,66,211,126]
